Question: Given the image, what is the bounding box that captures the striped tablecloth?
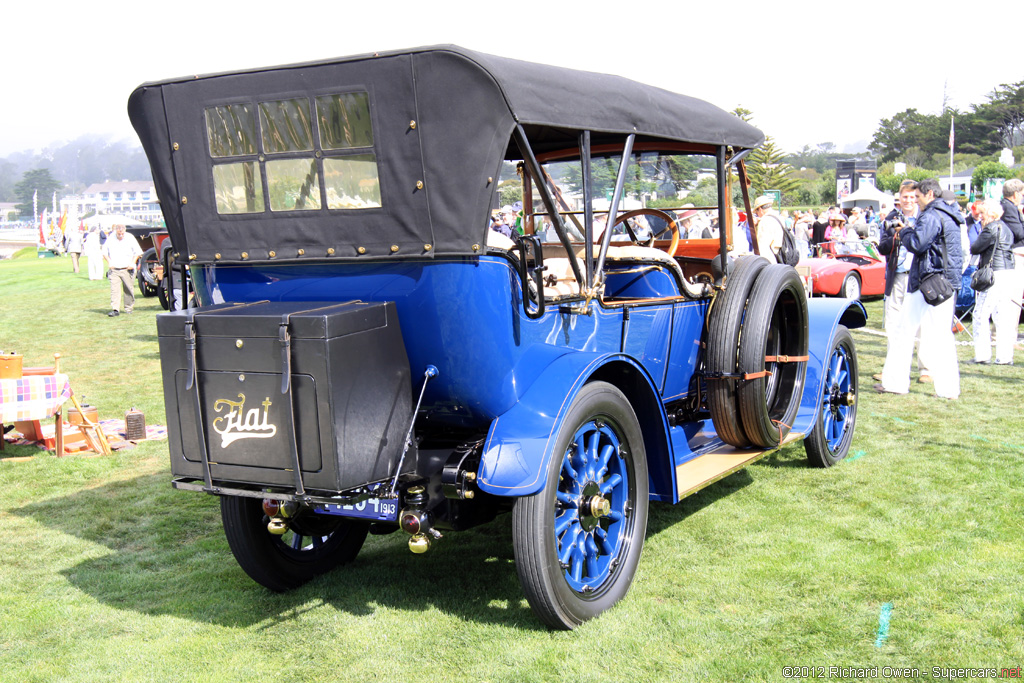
[0,374,72,422]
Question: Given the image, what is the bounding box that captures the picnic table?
[0,373,72,453]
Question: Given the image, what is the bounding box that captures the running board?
[675,431,805,500]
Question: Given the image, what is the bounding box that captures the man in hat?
[752,195,783,262]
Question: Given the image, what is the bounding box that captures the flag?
[948,117,954,150]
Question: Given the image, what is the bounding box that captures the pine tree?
[745,137,800,198]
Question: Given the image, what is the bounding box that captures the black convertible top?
[129,45,763,264]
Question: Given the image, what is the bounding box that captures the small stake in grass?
[875,602,893,648]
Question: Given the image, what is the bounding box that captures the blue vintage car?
[129,45,865,629]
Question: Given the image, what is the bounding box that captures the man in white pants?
[101,224,143,317]
[877,179,963,400]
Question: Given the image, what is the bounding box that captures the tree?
[745,136,800,198]
[974,82,1024,149]
[971,161,1012,192]
[783,143,843,174]
[870,108,964,163]
[732,107,753,123]
[876,167,932,193]
[13,168,61,217]
[497,179,522,208]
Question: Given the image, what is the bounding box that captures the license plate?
[313,496,399,522]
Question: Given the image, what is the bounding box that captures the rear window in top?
[206,92,381,215]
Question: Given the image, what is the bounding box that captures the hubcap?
[554,419,630,595]
[821,343,854,451]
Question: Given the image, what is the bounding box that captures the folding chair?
[952,266,976,341]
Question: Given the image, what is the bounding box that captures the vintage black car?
[129,45,865,629]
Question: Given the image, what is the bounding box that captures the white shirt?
[102,233,143,269]
[756,210,784,259]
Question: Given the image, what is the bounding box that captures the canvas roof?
[129,45,764,265]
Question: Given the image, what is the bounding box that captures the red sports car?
[799,240,885,300]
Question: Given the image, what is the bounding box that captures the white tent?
[82,214,146,230]
[839,184,892,211]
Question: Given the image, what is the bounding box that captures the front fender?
[476,351,666,497]
[792,298,867,434]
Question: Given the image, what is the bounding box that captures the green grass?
[1,255,1022,682]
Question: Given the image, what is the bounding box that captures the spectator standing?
[66,225,84,274]
[965,201,984,254]
[811,209,829,253]
[732,210,752,255]
[999,179,1024,314]
[101,224,143,317]
[752,195,783,261]
[84,227,104,280]
[826,211,846,246]
[877,178,963,400]
[970,198,1016,365]
[794,211,812,258]
[875,180,932,382]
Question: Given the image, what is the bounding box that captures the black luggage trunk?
[156,301,412,494]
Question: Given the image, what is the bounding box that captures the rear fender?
[792,298,867,433]
[477,352,672,498]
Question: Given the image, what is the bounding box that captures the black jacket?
[971,219,1015,271]
[999,197,1024,250]
[878,208,913,296]
[901,200,964,292]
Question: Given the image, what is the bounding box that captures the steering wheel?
[611,208,681,257]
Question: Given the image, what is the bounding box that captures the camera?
[882,217,904,232]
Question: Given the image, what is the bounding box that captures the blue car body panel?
[193,255,865,504]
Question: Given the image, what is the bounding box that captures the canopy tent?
[839,184,892,211]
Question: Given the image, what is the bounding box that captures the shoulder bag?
[970,227,998,292]
[919,228,953,306]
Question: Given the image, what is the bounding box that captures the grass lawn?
[1,251,1022,682]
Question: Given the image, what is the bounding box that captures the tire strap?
[184,311,214,492]
[737,356,806,382]
[772,418,792,447]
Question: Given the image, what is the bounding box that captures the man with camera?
[875,180,932,383]
[876,178,963,400]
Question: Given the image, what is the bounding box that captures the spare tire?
[706,256,770,448]
[736,264,809,448]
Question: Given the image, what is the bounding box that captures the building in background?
[60,180,163,225]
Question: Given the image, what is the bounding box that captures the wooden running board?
[675,431,805,500]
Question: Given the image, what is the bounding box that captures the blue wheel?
[805,326,858,467]
[512,382,648,629]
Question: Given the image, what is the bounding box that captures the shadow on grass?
[0,442,47,460]
[647,468,755,536]
[13,456,798,631]
[756,442,812,469]
[12,473,542,631]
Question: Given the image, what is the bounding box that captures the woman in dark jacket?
[970,198,1016,365]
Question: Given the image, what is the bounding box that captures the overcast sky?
[3,0,1020,159]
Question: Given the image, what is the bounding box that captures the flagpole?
[949,115,954,188]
